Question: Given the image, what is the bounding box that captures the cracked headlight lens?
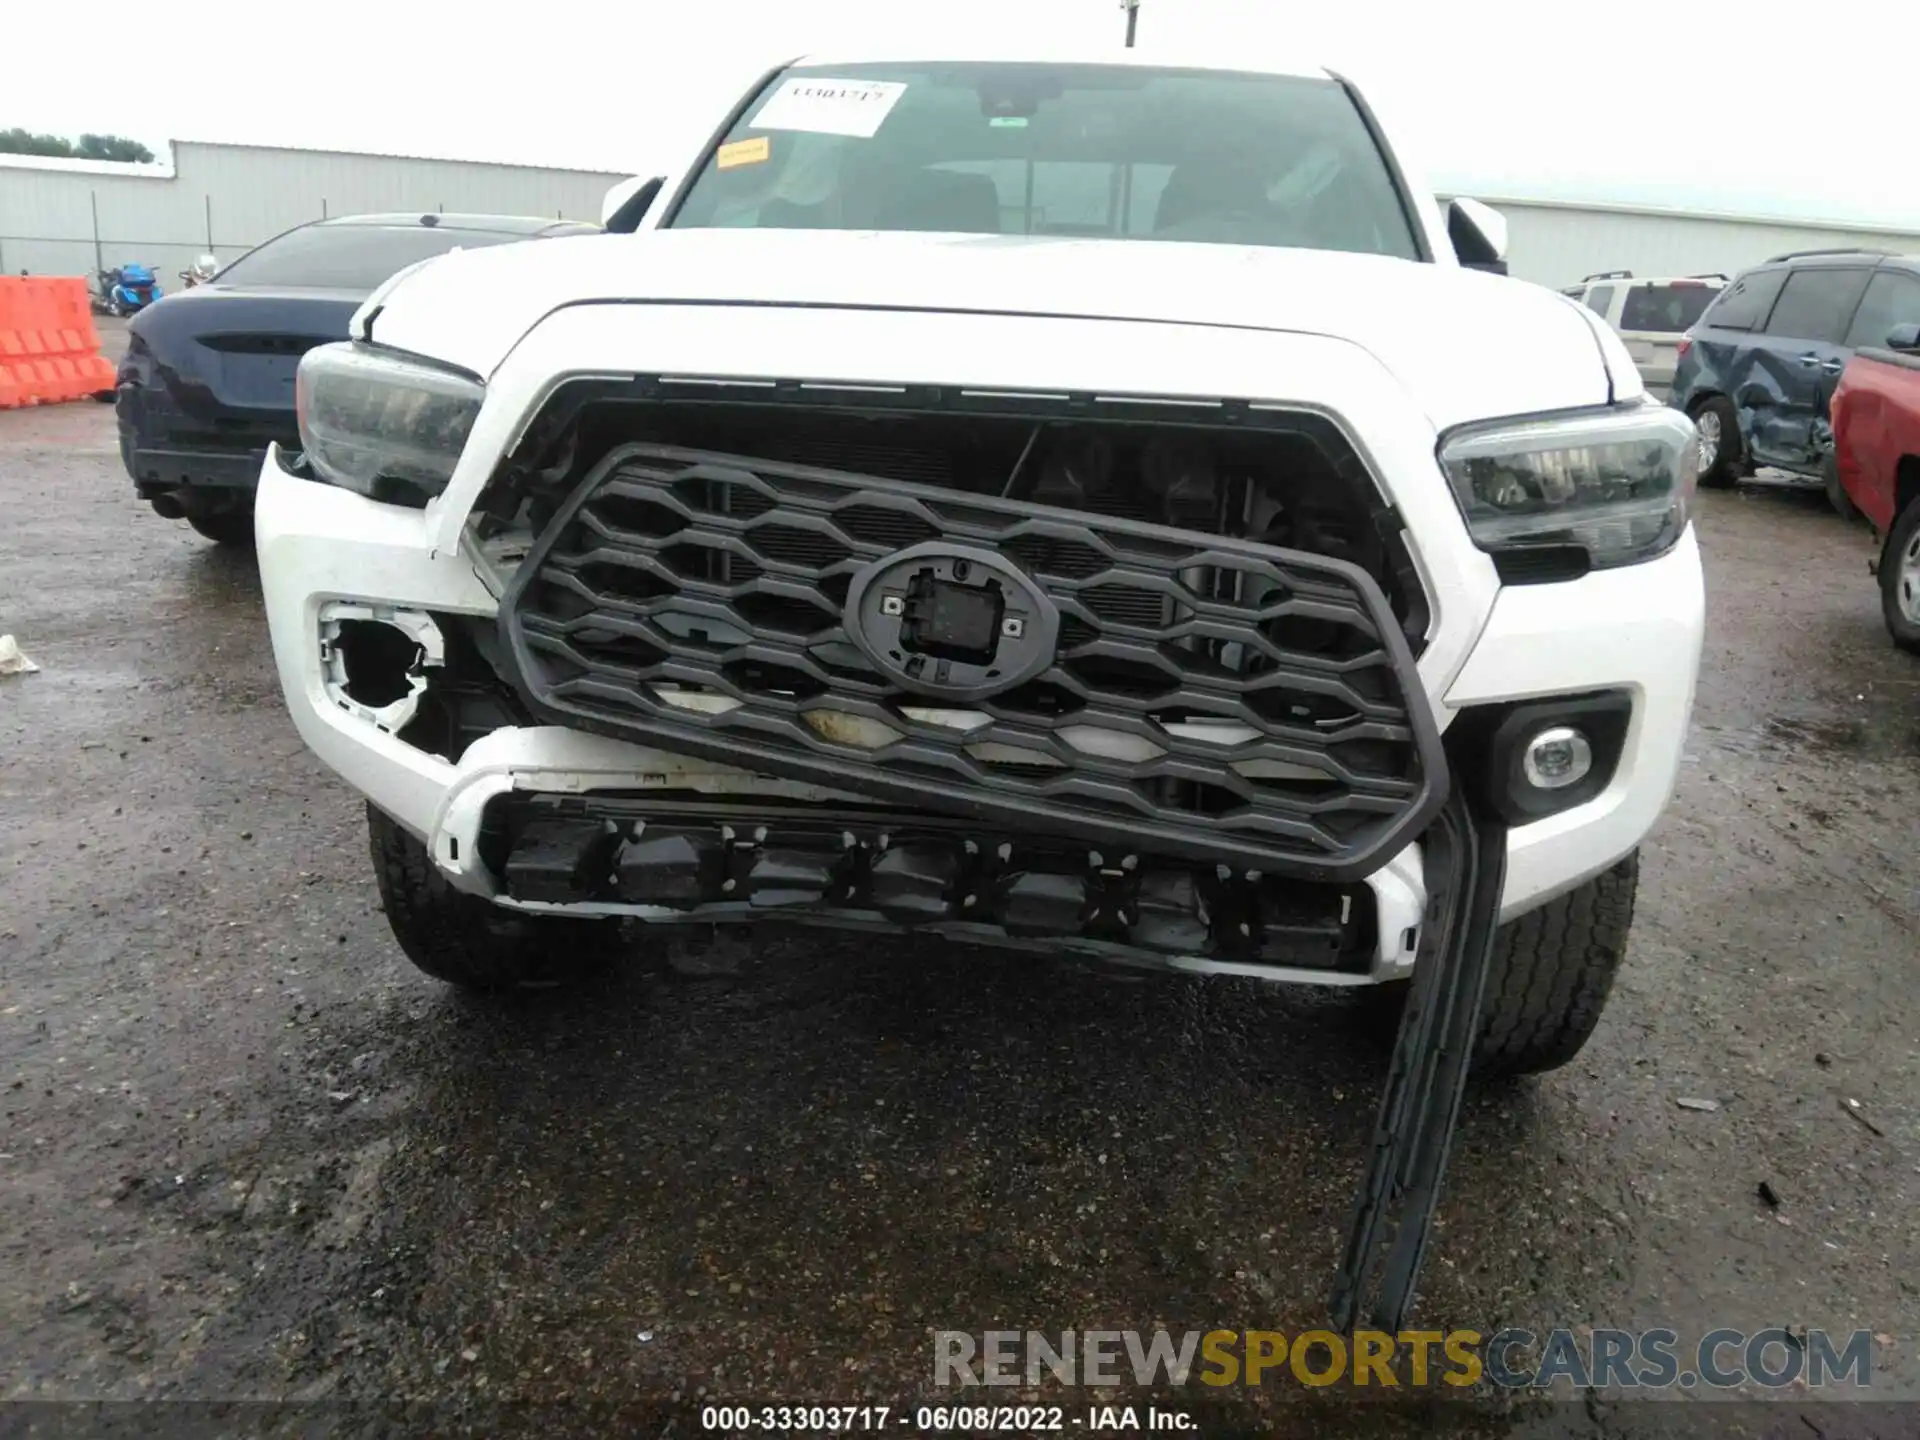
[295,342,483,505]
[1438,401,1699,569]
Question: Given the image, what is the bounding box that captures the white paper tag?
[749,78,907,139]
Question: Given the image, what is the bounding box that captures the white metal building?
[1438,184,1920,291]
[0,141,624,280]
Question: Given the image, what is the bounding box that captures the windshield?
[667,62,1421,260]
[212,223,530,292]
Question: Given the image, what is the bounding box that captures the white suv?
[1560,270,1727,399]
[263,47,1704,1326]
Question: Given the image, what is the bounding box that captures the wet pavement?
[1,395,1917,1437]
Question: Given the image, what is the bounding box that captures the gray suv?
[1668,248,1920,513]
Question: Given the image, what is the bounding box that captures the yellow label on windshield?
[717,136,771,170]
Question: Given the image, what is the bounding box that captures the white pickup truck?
[263,44,1704,1326]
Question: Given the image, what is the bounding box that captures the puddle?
[1760,715,1870,754]
[1701,712,1920,766]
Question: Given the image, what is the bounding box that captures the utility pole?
[1122,0,1140,47]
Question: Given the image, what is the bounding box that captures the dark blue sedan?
[118,211,597,545]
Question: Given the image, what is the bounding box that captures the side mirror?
[602,175,667,233]
[1447,197,1509,276]
[1886,322,1920,354]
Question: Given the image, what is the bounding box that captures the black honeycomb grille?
[500,443,1446,882]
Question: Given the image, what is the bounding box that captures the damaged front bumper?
[416,724,1430,984]
[257,424,1701,1327]
[259,442,1703,936]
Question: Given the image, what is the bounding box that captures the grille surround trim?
[498,441,1449,883]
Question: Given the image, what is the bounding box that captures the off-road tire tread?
[1474,851,1638,1077]
[366,803,620,990]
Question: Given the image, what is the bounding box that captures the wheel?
[366,803,626,990]
[1366,851,1639,1079]
[1881,500,1920,655]
[1691,396,1740,488]
[1474,852,1638,1077]
[185,507,255,547]
[1824,454,1857,521]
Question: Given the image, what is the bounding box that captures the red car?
[1832,324,1920,652]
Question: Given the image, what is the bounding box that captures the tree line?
[0,129,156,164]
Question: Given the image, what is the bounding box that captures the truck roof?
[316,213,595,237]
[785,45,1332,82]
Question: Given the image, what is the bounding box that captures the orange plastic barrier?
[0,276,118,409]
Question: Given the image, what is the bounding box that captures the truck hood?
[363,230,1624,429]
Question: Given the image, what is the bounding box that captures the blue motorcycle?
[94,263,163,317]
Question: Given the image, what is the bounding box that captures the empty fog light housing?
[318,602,443,734]
[1522,726,1593,790]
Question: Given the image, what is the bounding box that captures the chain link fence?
[1,193,480,287]
[2,142,619,286]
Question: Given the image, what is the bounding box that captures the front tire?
[366,804,626,990]
[1692,396,1741,488]
[185,506,255,548]
[1824,454,1857,521]
[1369,851,1639,1079]
[1881,500,1920,655]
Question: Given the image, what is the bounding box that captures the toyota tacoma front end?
[257,49,1704,1326]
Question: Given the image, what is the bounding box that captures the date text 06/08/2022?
[698,1404,1195,1432]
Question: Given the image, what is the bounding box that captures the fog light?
[1463,692,1630,824]
[1522,726,1593,790]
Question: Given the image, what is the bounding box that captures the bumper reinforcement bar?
[478,794,1381,975]
[1331,789,1506,1333]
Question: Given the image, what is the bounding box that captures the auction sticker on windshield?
[749,78,907,138]
[716,136,771,169]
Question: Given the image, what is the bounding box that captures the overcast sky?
[7,0,1912,230]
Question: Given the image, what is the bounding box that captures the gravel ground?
[1,382,1916,1437]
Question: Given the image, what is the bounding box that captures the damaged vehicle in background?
[116,212,598,546]
[1669,248,1920,514]
[1830,323,1920,652]
[259,48,1704,1327]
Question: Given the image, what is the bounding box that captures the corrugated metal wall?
[0,142,624,280]
[1472,200,1920,290]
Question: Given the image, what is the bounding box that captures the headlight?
[295,342,483,504]
[1438,402,1698,571]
